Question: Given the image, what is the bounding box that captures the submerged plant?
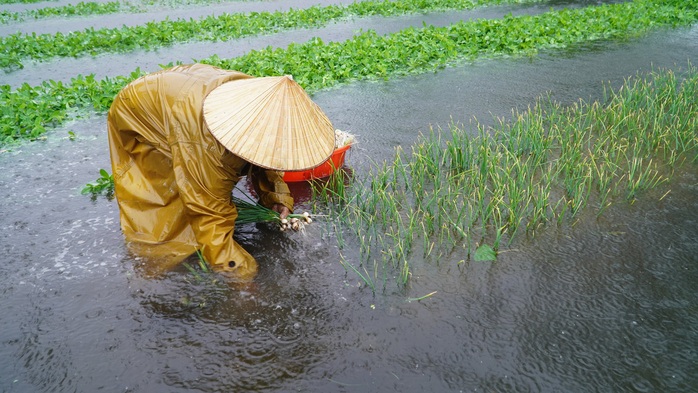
[183,248,214,280]
[474,244,497,261]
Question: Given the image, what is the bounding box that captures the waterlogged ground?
[1,0,697,392]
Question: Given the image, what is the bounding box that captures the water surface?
[0,4,696,393]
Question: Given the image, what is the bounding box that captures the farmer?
[107,63,335,280]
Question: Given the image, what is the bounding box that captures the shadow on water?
[0,12,697,393]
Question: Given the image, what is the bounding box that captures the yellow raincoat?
[107,64,294,280]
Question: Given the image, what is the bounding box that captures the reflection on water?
[1,20,697,393]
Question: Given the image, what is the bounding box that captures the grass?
[317,64,698,290]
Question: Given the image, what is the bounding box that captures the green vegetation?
[232,193,313,228]
[0,71,142,146]
[1,1,126,24]
[0,0,57,4]
[0,0,281,24]
[1,0,696,147]
[81,168,114,199]
[211,0,698,91]
[318,65,697,289]
[183,248,215,280]
[0,0,543,70]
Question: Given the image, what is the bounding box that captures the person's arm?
[169,130,258,279]
[248,166,294,215]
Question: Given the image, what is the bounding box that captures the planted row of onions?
[2,0,696,147]
[0,0,543,70]
[315,65,698,291]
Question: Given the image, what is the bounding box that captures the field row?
[1,0,696,147]
[0,0,543,70]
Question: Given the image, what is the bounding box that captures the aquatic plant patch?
[0,0,543,70]
[0,71,141,145]
[321,65,698,290]
[0,0,696,146]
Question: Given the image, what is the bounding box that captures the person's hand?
[271,204,291,219]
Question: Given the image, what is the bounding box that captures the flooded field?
[0,0,696,392]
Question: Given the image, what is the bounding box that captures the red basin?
[283,144,352,182]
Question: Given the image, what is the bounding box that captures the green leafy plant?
[474,244,497,261]
[81,169,114,199]
[0,0,56,4]
[0,1,125,24]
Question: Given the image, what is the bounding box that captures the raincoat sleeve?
[168,119,257,278]
[249,166,294,212]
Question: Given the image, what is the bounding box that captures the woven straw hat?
[203,75,335,171]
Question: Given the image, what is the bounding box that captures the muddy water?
[1,3,697,393]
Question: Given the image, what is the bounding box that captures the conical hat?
[203,75,335,171]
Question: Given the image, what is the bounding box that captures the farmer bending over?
[107,64,335,280]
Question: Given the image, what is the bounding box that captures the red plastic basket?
[283,144,352,183]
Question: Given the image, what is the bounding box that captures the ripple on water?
[121,262,350,392]
[2,23,698,393]
[629,377,655,393]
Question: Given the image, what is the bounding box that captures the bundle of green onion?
[232,195,312,230]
